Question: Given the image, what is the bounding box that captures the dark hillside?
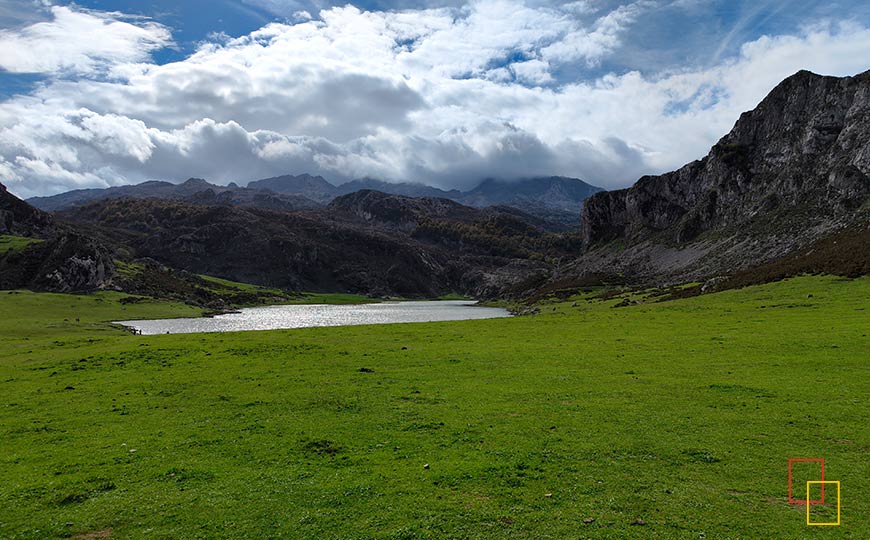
[566,69,870,284]
[60,193,580,297]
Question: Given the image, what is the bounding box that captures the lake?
[114,300,511,335]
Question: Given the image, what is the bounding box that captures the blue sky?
[8,0,866,88]
[0,0,869,197]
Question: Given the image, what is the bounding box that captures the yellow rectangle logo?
[806,481,840,526]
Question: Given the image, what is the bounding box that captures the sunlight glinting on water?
[115,300,511,335]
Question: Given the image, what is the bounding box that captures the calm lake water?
[115,300,511,335]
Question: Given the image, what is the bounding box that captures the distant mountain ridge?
[28,174,604,224]
[247,174,339,204]
[4,178,582,298]
[27,177,322,213]
[55,190,582,297]
[27,178,213,212]
[463,177,601,212]
[254,175,602,220]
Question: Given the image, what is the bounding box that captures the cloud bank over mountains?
[1,0,869,198]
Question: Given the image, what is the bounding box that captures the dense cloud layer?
[1,1,869,197]
[0,5,172,74]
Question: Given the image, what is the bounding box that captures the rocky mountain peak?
[574,69,869,282]
[582,69,870,248]
[246,174,339,203]
[464,176,602,212]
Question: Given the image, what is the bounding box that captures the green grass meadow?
[0,235,43,255]
[0,276,868,538]
[197,274,377,305]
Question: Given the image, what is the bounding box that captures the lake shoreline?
[114,300,511,335]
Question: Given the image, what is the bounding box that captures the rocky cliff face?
[0,183,115,292]
[575,70,870,281]
[30,232,116,292]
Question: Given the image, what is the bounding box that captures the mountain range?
[5,181,582,298]
[28,174,603,228]
[3,69,869,300]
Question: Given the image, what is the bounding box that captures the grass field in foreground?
[0,276,868,539]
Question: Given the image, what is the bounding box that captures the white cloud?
[0,5,172,75]
[0,0,49,27]
[510,59,555,85]
[293,10,313,21]
[561,1,599,16]
[541,0,653,65]
[0,2,869,199]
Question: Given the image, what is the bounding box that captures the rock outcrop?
[574,69,870,281]
[31,232,116,292]
[0,183,115,292]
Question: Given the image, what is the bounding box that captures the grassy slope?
[0,235,43,254]
[112,262,377,308]
[198,275,376,305]
[0,276,867,539]
[196,275,287,297]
